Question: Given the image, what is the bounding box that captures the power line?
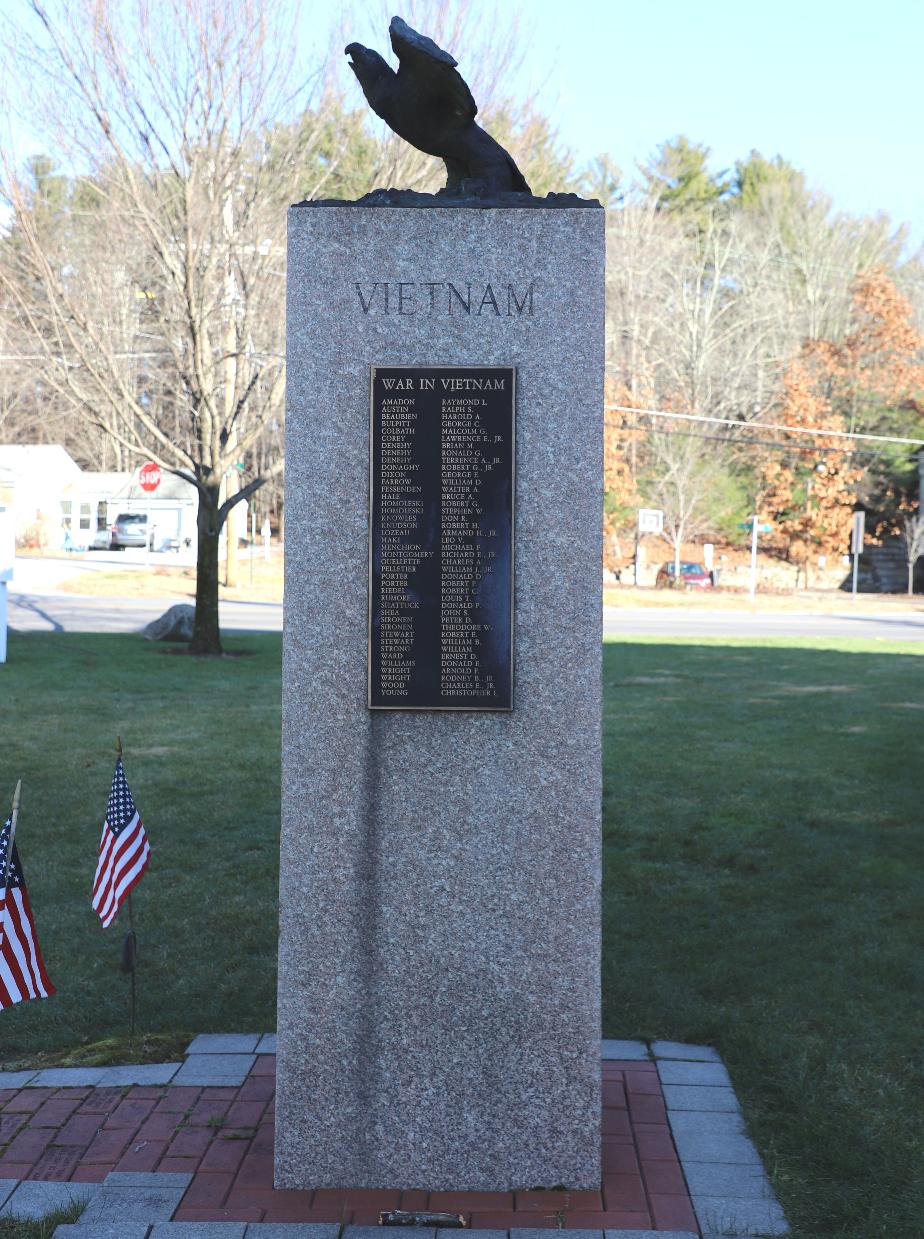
[605,404,924,448]
[614,420,840,453]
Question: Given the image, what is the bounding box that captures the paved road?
[7,592,922,641]
[6,555,282,634]
[603,606,924,642]
[5,555,922,641]
[8,592,282,634]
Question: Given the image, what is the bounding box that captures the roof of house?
[0,444,81,479]
[109,470,198,502]
[61,471,131,497]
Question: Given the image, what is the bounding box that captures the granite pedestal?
[278,202,603,1190]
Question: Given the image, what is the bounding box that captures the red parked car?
[655,561,713,589]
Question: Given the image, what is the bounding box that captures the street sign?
[739,519,771,532]
[851,510,866,555]
[638,508,663,534]
[138,462,162,493]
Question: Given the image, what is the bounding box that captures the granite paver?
[681,1161,777,1199]
[693,1193,790,1236]
[671,1128,763,1166]
[30,1069,107,1089]
[173,1057,256,1087]
[0,1180,17,1208]
[512,1231,601,1239]
[342,1229,428,1239]
[656,1061,733,1088]
[601,1041,649,1061]
[652,1042,722,1063]
[0,1178,99,1217]
[79,1182,188,1224]
[662,1084,741,1113]
[436,1232,506,1239]
[668,1110,746,1136]
[187,1036,262,1056]
[604,1233,698,1238]
[0,1071,37,1089]
[97,1064,182,1087]
[52,1225,151,1238]
[243,1229,339,1239]
[107,1172,195,1189]
[254,1036,277,1056]
[151,1224,248,1236]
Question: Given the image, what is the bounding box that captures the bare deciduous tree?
[0,0,340,653]
[642,427,733,580]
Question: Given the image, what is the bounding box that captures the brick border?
[0,1037,792,1236]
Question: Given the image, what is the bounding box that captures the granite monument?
[277,16,604,1193]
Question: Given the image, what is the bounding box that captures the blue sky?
[522,0,922,246]
[6,0,922,252]
[331,0,923,252]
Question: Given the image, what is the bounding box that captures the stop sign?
[138,462,161,493]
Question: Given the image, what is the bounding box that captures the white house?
[0,445,197,552]
[0,445,85,547]
[0,444,242,555]
[60,470,131,548]
[107,467,199,549]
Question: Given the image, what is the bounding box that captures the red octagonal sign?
[138,462,161,493]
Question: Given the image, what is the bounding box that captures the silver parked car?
[110,512,150,549]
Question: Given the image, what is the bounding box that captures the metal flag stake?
[115,736,138,1041]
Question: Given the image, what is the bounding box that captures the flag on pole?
[92,758,150,928]
[0,816,55,1009]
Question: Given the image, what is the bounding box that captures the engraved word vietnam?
[354,281,535,317]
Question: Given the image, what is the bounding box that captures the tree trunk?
[190,484,223,656]
[224,468,240,588]
[909,561,914,597]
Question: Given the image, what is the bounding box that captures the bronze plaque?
[369,365,514,710]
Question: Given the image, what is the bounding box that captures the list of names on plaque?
[369,365,514,710]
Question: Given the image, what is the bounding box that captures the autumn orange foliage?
[761,354,863,582]
[761,270,923,581]
[838,269,924,406]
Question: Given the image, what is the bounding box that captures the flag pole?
[116,737,138,1042]
[1,780,21,903]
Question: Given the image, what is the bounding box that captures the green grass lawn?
[0,1199,84,1238]
[602,637,923,1239]
[0,632,281,1061]
[0,631,921,1238]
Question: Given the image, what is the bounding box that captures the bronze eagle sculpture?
[345,16,531,196]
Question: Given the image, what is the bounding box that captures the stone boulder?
[143,603,195,642]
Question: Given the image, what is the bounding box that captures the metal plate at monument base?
[369,365,514,710]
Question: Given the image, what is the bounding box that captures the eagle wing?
[389,16,477,124]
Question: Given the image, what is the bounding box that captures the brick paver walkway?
[0,1054,698,1231]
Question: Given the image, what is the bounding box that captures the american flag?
[91,758,150,929]
[0,816,55,1009]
